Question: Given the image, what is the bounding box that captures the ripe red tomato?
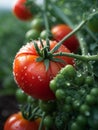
[4,112,42,130]
[13,40,74,100]
[12,0,33,21]
[51,24,79,52]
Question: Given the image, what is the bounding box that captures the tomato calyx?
[21,103,40,121]
[34,39,66,71]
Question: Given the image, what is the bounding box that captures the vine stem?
[43,0,50,39]
[53,52,98,61]
[50,19,87,54]
[38,112,45,130]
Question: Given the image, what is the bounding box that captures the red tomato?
[51,24,79,52]
[12,0,33,21]
[4,112,42,130]
[13,40,74,100]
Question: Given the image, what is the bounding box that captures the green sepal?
[44,59,50,71]
[34,41,41,56]
[51,57,66,64]
[36,57,44,62]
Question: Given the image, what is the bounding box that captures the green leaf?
[44,59,50,71]
[51,58,66,64]
[34,41,41,56]
[36,57,43,62]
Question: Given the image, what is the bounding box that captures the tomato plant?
[12,0,33,21]
[13,40,74,100]
[4,112,42,130]
[51,24,79,52]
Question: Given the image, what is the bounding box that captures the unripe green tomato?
[73,100,81,111]
[50,79,57,92]
[85,76,94,86]
[70,122,82,130]
[85,94,96,105]
[30,17,43,30]
[87,13,98,32]
[40,30,47,39]
[65,96,72,104]
[55,74,65,87]
[44,115,54,128]
[75,74,85,86]
[79,104,90,116]
[90,87,98,96]
[55,89,65,100]
[25,29,40,40]
[76,115,87,126]
[60,65,76,79]
[39,100,55,112]
[16,88,27,103]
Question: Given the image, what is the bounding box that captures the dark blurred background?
[0,8,28,130]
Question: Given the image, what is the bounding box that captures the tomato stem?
[50,10,98,54]
[50,20,87,54]
[38,112,45,130]
[43,0,51,39]
[53,52,98,61]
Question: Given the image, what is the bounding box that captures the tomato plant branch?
[42,0,51,39]
[77,32,88,55]
[50,19,87,54]
[38,112,45,130]
[50,3,74,28]
[53,52,98,61]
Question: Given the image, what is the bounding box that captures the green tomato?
[87,13,98,32]
[85,94,96,105]
[73,100,81,111]
[76,115,87,126]
[30,17,43,30]
[50,79,57,92]
[70,122,82,130]
[79,104,90,116]
[60,65,76,79]
[16,88,27,103]
[55,89,65,100]
[65,96,72,104]
[40,30,47,39]
[25,29,40,40]
[85,76,94,86]
[90,88,98,97]
[75,74,85,86]
[43,115,54,128]
[39,100,55,112]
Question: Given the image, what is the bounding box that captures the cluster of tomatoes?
[4,0,98,130]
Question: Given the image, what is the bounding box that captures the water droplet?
[32,76,35,79]
[21,77,24,80]
[24,66,27,70]
[85,111,90,116]
[38,76,43,82]
[15,73,18,76]
[25,73,27,76]
[92,9,96,12]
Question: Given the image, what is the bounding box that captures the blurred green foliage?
[0,10,28,95]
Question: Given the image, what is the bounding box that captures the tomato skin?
[13,0,33,21]
[51,24,79,52]
[13,40,74,100]
[4,112,41,130]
